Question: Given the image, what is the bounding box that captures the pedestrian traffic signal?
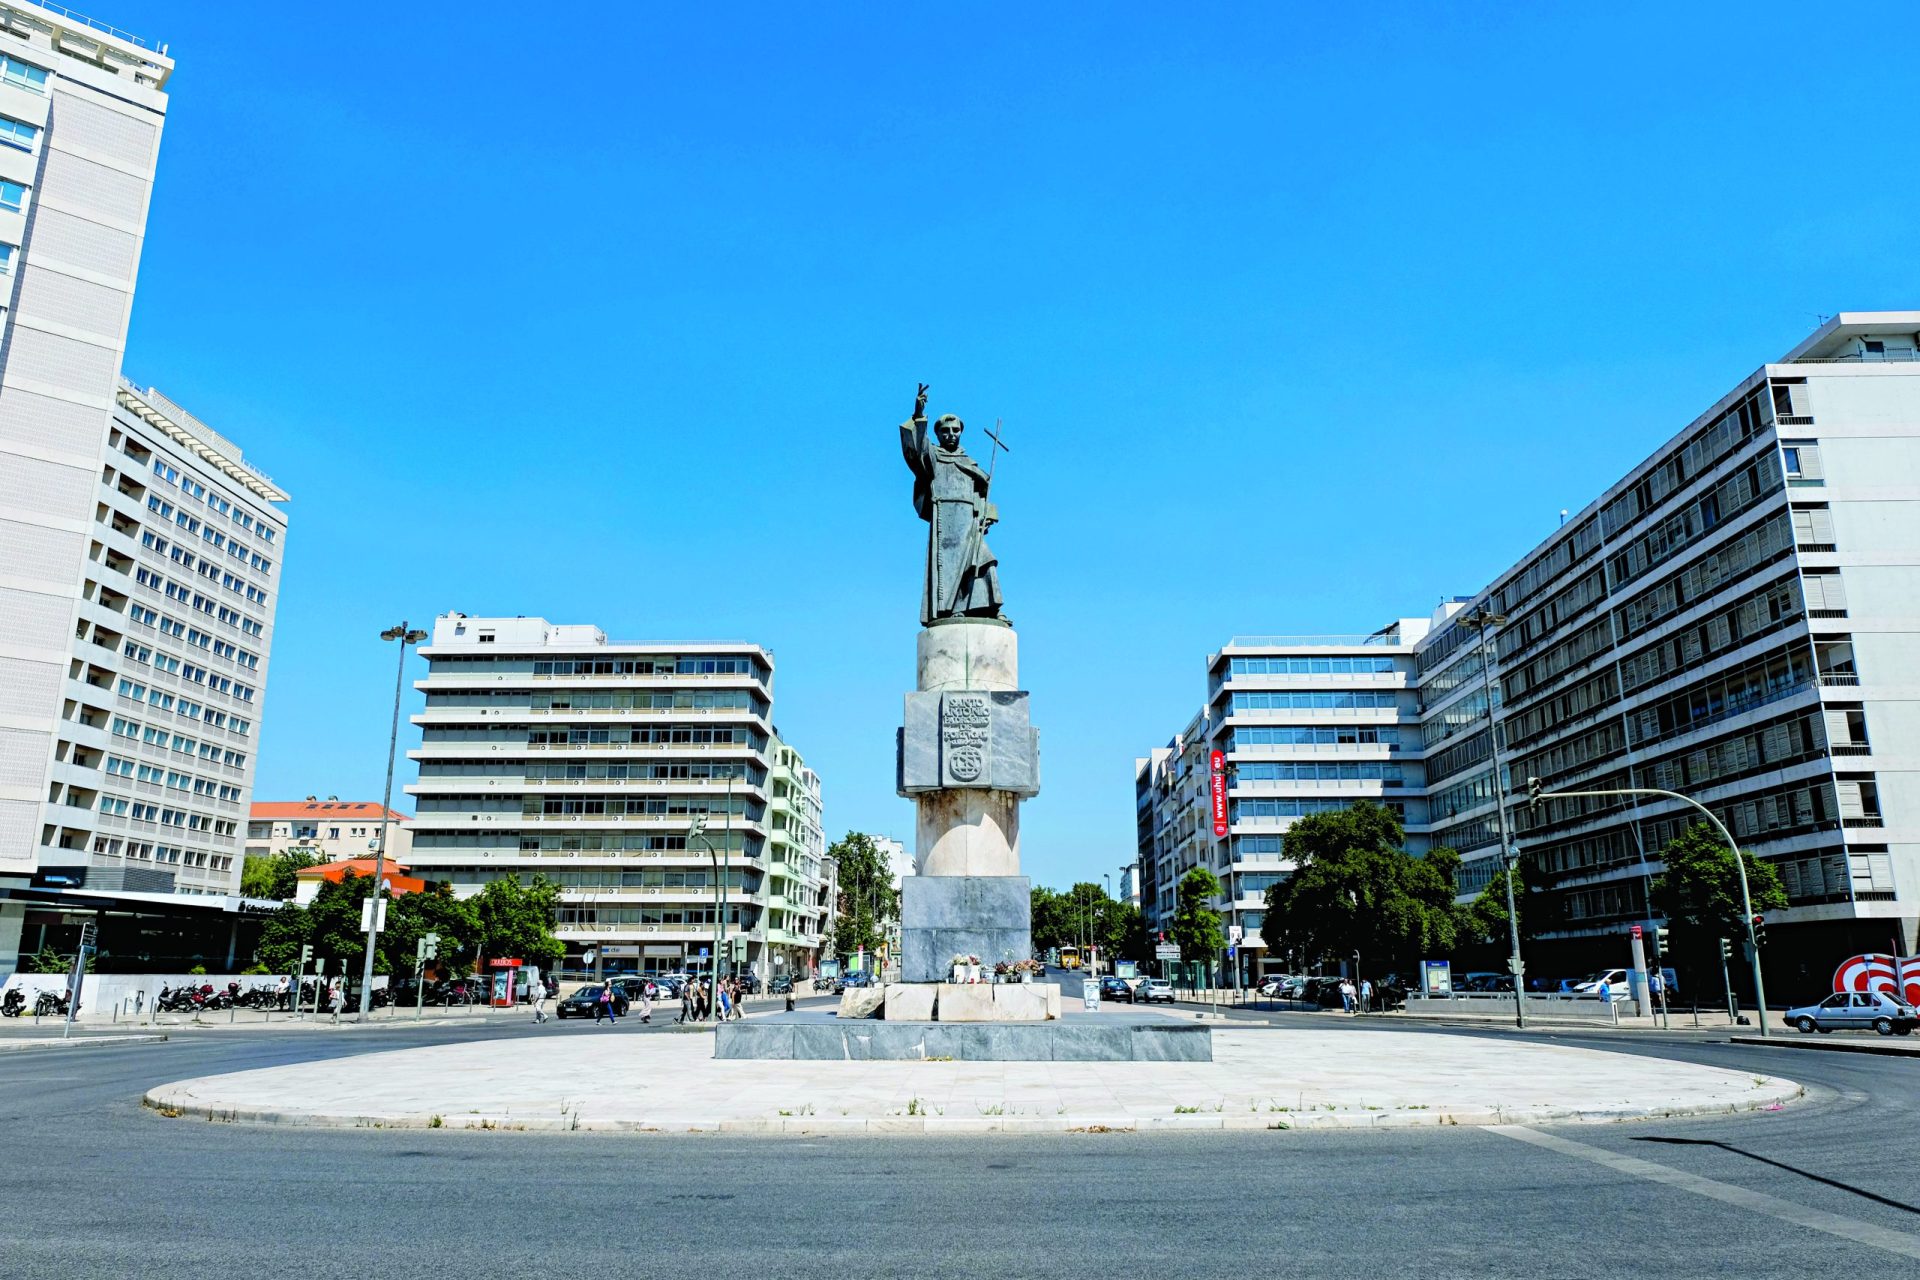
[1526,776,1544,810]
[1654,925,1670,957]
[1750,914,1767,948]
[298,944,312,968]
[423,932,440,960]
[1717,937,1732,962]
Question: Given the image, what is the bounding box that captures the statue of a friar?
[899,383,1007,628]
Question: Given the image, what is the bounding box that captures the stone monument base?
[899,875,1032,984]
[715,1016,1213,1062]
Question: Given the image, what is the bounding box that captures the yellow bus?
[1058,946,1081,970]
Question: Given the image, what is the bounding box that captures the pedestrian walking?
[1359,978,1373,1014]
[717,981,733,1022]
[698,980,712,1022]
[530,977,550,1024]
[636,985,653,1025]
[1596,976,1612,1006]
[275,973,290,1011]
[678,982,694,1024]
[1339,978,1356,1014]
[594,983,619,1026]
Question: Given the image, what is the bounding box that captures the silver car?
[1133,977,1175,1005]
[1785,991,1917,1036]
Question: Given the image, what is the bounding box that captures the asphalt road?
[1,1010,1915,1279]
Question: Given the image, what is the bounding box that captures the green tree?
[239,849,321,901]
[1651,822,1788,940]
[471,874,564,970]
[305,872,380,974]
[1171,868,1226,964]
[1463,858,1520,946]
[1029,885,1071,953]
[382,882,479,978]
[1262,802,1462,974]
[826,832,897,964]
[254,903,312,973]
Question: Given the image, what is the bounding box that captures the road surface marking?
[1490,1125,1920,1261]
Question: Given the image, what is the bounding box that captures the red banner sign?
[1210,750,1228,837]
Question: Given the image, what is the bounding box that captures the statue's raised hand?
[914,383,930,420]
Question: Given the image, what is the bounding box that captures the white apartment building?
[245,800,412,867]
[0,7,289,973]
[404,614,827,981]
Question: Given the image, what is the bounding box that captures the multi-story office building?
[1137,623,1433,975]
[404,615,826,981]
[246,800,412,867]
[1142,312,1920,985]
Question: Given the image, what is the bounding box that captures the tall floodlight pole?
[1459,607,1527,1030]
[359,623,428,1019]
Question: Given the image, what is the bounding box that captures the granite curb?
[1729,1035,1920,1057]
[1,1033,168,1052]
[141,1080,1804,1135]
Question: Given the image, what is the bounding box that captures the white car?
[1573,969,1633,1000]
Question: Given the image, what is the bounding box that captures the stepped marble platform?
[713,1008,1213,1062]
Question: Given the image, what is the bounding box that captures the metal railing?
[19,0,150,48]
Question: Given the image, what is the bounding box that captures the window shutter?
[1810,506,1834,543]
[1796,443,1825,479]
[1836,780,1864,819]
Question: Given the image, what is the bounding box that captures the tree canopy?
[1031,882,1149,963]
[248,871,559,977]
[826,832,897,964]
[1171,868,1225,964]
[239,849,320,901]
[1651,821,1787,940]
[1261,802,1462,973]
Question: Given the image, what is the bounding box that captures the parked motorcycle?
[34,989,75,1017]
[1,988,24,1018]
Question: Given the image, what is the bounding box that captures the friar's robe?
[899,417,1004,627]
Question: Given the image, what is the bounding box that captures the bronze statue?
[899,384,1007,627]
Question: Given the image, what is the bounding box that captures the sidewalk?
[143,1027,1803,1134]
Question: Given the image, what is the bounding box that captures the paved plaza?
[143,1024,1800,1133]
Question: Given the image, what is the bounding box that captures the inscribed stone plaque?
[941,691,991,787]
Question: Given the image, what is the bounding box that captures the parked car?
[1786,991,1917,1036]
[1300,976,1346,1008]
[609,976,659,1004]
[1098,975,1134,1003]
[1256,974,1296,998]
[768,975,794,995]
[735,972,761,995]
[836,972,876,992]
[1133,977,1175,1004]
[1573,969,1633,1000]
[555,984,628,1019]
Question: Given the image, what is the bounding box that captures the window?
[1791,504,1835,550]
[0,242,13,277]
[0,114,39,153]
[0,54,50,93]
[0,180,22,213]
[1782,439,1824,487]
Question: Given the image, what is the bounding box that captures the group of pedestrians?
[1338,977,1375,1014]
[676,976,747,1024]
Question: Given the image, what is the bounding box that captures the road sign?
[1155,943,1180,960]
[1631,924,1643,938]
[1228,924,1244,943]
[359,898,388,933]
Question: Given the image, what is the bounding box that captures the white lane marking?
[1490,1125,1920,1261]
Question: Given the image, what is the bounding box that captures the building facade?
[403,614,826,981]
[0,5,293,974]
[1141,313,1920,990]
[246,800,411,868]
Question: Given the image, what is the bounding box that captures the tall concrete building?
[1,7,289,972]
[404,615,827,981]
[1141,313,1920,989]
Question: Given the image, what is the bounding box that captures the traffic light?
[1526,777,1544,810]
[298,944,313,969]
[423,932,440,960]
[1653,925,1670,958]
[1717,937,1733,963]
[1750,914,1767,948]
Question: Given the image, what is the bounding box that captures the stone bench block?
[837,987,885,1020]
[884,984,937,1021]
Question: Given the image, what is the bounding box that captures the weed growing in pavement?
[1268,1120,1291,1130]
[1173,1105,1200,1114]
[979,1104,1005,1116]
[427,1115,443,1128]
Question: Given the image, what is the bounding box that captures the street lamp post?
[689,813,723,1019]
[1460,607,1528,1030]
[358,623,427,1019]
[1527,780,1771,1037]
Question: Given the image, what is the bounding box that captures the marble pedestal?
[899,875,1032,984]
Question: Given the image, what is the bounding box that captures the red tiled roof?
[250,801,410,821]
[293,857,424,895]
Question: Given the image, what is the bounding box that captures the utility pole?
[359,622,427,1019]
[1460,607,1528,1029]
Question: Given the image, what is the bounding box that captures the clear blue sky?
[108,2,1917,890]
